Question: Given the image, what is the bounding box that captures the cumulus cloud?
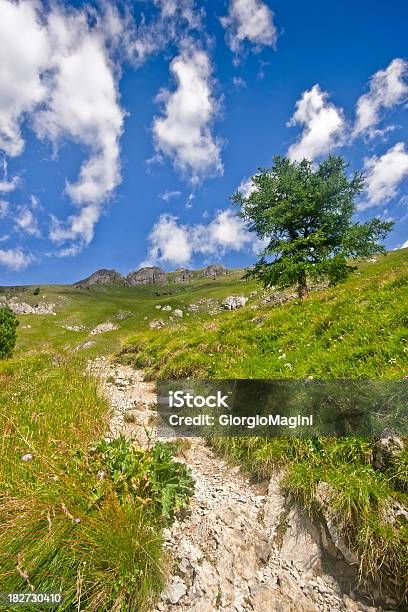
[361,142,408,209]
[152,44,223,182]
[221,0,277,55]
[15,206,40,237]
[0,247,33,270]
[49,203,101,250]
[0,0,50,157]
[143,208,255,266]
[0,0,125,255]
[287,85,346,162]
[354,59,408,138]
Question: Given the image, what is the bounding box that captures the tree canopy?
[233,155,393,298]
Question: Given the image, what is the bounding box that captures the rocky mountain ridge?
[75,264,229,287]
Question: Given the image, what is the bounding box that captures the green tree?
[0,306,19,358]
[233,156,393,298]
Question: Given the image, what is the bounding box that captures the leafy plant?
[0,306,18,358]
[74,436,195,523]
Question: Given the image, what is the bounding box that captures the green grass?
[1,251,407,605]
[120,249,408,603]
[121,249,408,380]
[1,270,258,358]
[0,354,193,610]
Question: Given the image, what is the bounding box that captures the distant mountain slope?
[75,264,229,287]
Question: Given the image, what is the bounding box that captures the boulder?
[222,295,248,310]
[174,309,183,317]
[127,266,166,285]
[90,322,118,335]
[162,305,172,312]
[373,428,404,470]
[149,319,165,329]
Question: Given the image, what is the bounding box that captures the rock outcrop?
[126,266,167,285]
[8,301,56,315]
[75,269,126,287]
[201,264,228,277]
[75,264,233,287]
[173,268,194,283]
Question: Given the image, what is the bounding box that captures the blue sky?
[0,0,407,285]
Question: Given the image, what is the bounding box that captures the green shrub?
[33,287,40,295]
[0,306,18,358]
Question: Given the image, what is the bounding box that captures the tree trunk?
[297,273,309,299]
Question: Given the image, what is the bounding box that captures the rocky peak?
[126,266,167,286]
[75,269,126,287]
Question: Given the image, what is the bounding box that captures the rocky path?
[88,357,379,612]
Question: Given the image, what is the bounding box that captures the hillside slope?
[122,249,408,380]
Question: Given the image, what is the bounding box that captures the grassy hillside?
[1,250,407,605]
[122,249,408,380]
[119,249,408,604]
[1,269,258,357]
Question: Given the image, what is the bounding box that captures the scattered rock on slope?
[89,359,389,612]
[8,301,56,315]
[223,295,248,310]
[90,322,118,335]
[149,319,165,329]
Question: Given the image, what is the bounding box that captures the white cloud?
[0,177,18,193]
[287,85,346,162]
[221,0,278,54]
[15,206,40,237]
[49,203,101,247]
[0,157,19,193]
[399,239,408,249]
[152,44,223,182]
[362,142,408,208]
[0,0,125,254]
[0,0,50,157]
[238,175,258,197]
[143,208,255,266]
[128,0,203,66]
[0,247,33,270]
[160,190,182,201]
[0,199,9,218]
[354,59,408,138]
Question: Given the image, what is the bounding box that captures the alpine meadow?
[1,0,408,611]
